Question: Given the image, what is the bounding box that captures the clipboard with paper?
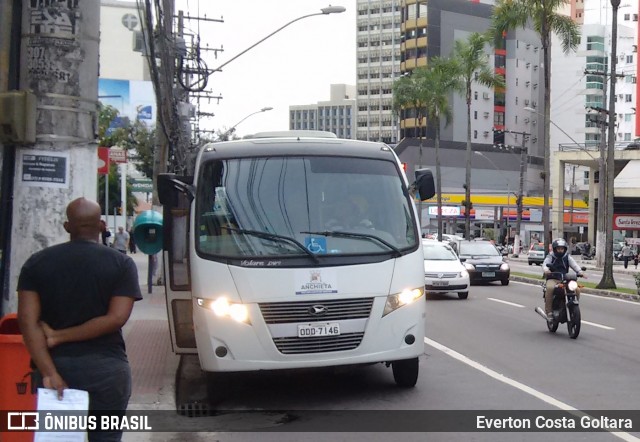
[35,388,89,442]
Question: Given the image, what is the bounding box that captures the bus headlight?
[383,288,424,317]
[197,297,250,324]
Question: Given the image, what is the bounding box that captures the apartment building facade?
[356,0,403,143]
[289,84,357,139]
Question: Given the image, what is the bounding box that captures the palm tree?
[414,58,459,241]
[451,33,505,240]
[393,68,429,231]
[491,0,580,256]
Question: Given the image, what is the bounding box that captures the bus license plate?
[482,272,495,278]
[298,323,340,338]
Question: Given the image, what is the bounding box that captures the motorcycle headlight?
[383,287,424,317]
[500,263,510,271]
[567,280,578,292]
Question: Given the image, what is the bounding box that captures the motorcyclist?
[542,238,585,323]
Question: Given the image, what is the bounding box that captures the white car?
[422,239,470,299]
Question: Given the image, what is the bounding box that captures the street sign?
[109,148,127,163]
[97,146,109,175]
[130,178,153,193]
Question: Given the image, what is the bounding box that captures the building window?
[473,130,477,139]
[474,91,478,100]
[583,170,589,185]
[474,111,477,120]
[625,94,632,102]
[627,55,634,64]
[625,133,632,141]
[624,13,630,20]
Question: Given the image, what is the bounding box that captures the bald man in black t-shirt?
[18,197,142,442]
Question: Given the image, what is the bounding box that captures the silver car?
[528,243,546,266]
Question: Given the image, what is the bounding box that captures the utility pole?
[3,0,100,314]
[599,0,620,289]
[585,69,609,268]
[493,129,529,256]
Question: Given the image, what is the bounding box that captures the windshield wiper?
[222,227,319,263]
[301,230,402,257]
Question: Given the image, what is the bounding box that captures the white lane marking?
[583,320,615,330]
[424,337,639,441]
[510,279,640,306]
[488,297,614,330]
[581,293,640,306]
[487,298,525,308]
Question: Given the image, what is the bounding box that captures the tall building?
[289,84,356,139]
[356,0,403,143]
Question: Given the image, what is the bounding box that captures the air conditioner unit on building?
[483,92,490,99]
[531,101,537,108]
[133,30,149,55]
[483,131,489,137]
[634,45,638,53]
[532,137,538,143]
[524,118,530,123]
[524,99,530,105]
[525,81,530,87]
[483,112,490,118]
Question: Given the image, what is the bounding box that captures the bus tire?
[205,372,231,406]
[392,357,419,387]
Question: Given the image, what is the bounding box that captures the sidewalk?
[122,252,179,412]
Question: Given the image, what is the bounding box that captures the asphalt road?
[125,279,640,441]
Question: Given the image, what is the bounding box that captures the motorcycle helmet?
[552,238,568,258]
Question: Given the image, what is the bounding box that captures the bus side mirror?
[415,168,435,200]
[158,173,194,207]
[133,210,163,255]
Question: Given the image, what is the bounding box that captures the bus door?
[158,174,197,354]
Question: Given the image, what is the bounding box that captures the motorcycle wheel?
[567,304,581,339]
[547,317,559,333]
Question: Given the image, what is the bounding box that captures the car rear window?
[458,242,500,256]
[531,244,544,251]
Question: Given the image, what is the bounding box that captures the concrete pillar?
[550,152,565,240]
[3,0,100,314]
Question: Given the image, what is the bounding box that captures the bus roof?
[199,137,397,162]
[243,130,337,139]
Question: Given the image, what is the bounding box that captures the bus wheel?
[392,357,419,387]
[205,372,231,406]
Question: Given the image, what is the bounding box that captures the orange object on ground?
[0,313,36,442]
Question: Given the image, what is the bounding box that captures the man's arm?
[17,290,67,398]
[568,255,583,274]
[542,255,553,273]
[42,296,135,347]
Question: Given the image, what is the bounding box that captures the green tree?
[451,32,505,239]
[417,58,460,240]
[96,104,141,216]
[393,68,429,230]
[491,0,580,255]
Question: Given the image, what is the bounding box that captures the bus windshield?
[195,156,417,259]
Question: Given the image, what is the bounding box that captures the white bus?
[158,131,435,390]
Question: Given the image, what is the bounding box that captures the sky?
[174,0,357,138]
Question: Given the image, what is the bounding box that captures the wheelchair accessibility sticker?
[304,237,327,254]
